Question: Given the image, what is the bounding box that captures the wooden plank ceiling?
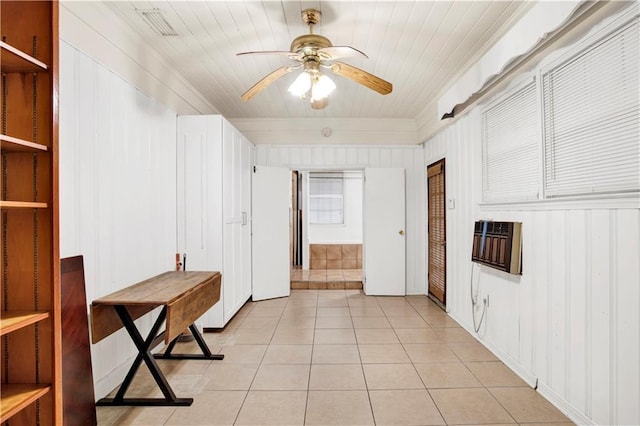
[103,1,532,119]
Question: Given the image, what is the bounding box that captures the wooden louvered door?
[427,160,446,307]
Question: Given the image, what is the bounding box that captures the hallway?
[96,290,573,425]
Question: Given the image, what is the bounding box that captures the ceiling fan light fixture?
[288,72,312,97]
[311,97,329,110]
[311,74,336,101]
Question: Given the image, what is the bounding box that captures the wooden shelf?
[1,311,50,336]
[1,134,48,152]
[0,41,48,73]
[0,384,51,423]
[0,201,48,209]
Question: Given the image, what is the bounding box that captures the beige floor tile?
[359,343,411,364]
[235,390,307,425]
[489,387,572,423]
[277,316,316,329]
[317,298,349,307]
[262,344,313,364]
[369,389,445,425]
[363,363,424,389]
[238,316,280,329]
[349,306,386,317]
[250,364,310,390]
[312,344,361,364]
[403,343,459,363]
[271,327,315,344]
[246,305,285,318]
[290,289,318,298]
[315,316,353,330]
[394,327,442,343]
[114,406,177,425]
[317,306,351,317]
[355,328,400,344]
[309,364,367,390]
[388,315,430,328]
[218,344,267,364]
[348,298,382,308]
[285,296,317,306]
[255,297,289,307]
[433,327,476,343]
[157,358,212,376]
[203,363,259,390]
[309,270,327,281]
[314,328,356,344]
[414,362,482,388]
[230,328,274,344]
[466,361,528,387]
[282,306,318,317]
[165,390,246,425]
[381,305,420,316]
[305,390,375,425]
[352,316,391,328]
[424,314,462,328]
[430,388,516,425]
[448,341,499,361]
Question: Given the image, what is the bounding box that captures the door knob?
[399,230,405,236]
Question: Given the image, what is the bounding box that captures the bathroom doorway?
[290,170,364,289]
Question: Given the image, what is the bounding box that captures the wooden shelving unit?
[1,1,61,424]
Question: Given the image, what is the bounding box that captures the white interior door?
[252,166,290,301]
[364,168,406,295]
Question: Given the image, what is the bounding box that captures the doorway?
[427,159,446,308]
[290,170,364,289]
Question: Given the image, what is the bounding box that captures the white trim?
[437,1,586,118]
[479,194,639,211]
[538,382,596,426]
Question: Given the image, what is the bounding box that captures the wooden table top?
[90,270,222,344]
[92,271,221,307]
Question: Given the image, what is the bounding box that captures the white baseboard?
[537,382,595,426]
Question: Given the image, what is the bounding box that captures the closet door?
[222,122,240,322]
[177,115,223,327]
[240,137,253,302]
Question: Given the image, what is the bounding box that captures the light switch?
[448,198,455,209]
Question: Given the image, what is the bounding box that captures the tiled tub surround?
[310,244,362,270]
[96,291,574,425]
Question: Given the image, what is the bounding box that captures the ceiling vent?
[136,8,179,36]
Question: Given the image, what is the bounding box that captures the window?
[482,80,540,203]
[309,172,344,224]
[542,16,639,198]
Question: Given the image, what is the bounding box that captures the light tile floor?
[97,290,574,425]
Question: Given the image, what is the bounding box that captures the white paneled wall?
[424,109,640,425]
[255,145,426,294]
[59,41,178,399]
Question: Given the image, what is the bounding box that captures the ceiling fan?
[237,8,392,109]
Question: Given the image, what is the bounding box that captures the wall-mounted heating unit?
[471,221,522,274]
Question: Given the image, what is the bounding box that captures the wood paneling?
[58,41,177,399]
[424,104,640,425]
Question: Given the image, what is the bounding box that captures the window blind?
[482,81,540,203]
[309,172,344,224]
[542,17,639,197]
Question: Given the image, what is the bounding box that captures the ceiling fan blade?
[318,46,368,61]
[329,62,392,95]
[237,50,302,61]
[241,66,293,101]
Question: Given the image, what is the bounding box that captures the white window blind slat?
[543,17,639,197]
[482,81,539,203]
[309,172,345,224]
